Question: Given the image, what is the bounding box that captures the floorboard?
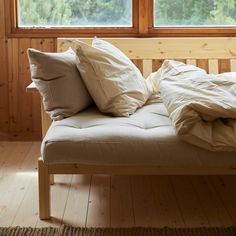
[0,142,235,228]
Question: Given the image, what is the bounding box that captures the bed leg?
[38,158,51,220]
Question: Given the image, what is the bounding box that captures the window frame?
[5,0,236,38]
[148,0,236,36]
[5,0,139,37]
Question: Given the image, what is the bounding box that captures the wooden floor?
[0,142,236,228]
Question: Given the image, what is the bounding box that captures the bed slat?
[230,59,236,72]
[219,59,231,73]
[197,59,209,73]
[152,59,164,72]
[186,59,197,66]
[208,59,219,74]
[142,59,152,78]
[132,59,143,75]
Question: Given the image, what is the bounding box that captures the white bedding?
[151,60,236,151]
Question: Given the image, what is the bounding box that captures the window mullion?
[138,0,150,34]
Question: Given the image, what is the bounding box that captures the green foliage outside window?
[18,0,236,27]
[18,0,132,26]
[155,0,236,26]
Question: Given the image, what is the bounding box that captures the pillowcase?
[27,48,92,121]
[71,38,153,117]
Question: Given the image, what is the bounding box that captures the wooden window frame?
[148,0,236,36]
[5,0,139,37]
[5,0,236,38]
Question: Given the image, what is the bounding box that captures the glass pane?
[154,0,236,26]
[18,0,132,27]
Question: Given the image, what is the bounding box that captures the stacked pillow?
[27,48,92,121]
[28,38,153,119]
[71,38,153,117]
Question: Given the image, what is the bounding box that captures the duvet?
[153,60,236,151]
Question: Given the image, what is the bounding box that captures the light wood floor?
[0,142,236,228]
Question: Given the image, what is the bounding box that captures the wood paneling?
[1,0,236,140]
[0,1,56,140]
[0,37,56,140]
[0,0,9,134]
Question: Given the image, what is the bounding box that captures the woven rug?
[1,225,236,236]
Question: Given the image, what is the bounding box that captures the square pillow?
[71,38,153,117]
[27,48,92,121]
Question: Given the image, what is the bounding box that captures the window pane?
[154,0,236,26]
[18,0,132,27]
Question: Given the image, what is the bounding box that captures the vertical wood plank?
[63,175,91,227]
[142,60,152,78]
[150,176,185,227]
[41,38,56,52]
[86,175,110,227]
[11,142,41,227]
[0,39,9,133]
[18,38,33,134]
[11,176,38,227]
[131,176,160,227]
[0,142,33,226]
[230,59,236,72]
[8,39,21,134]
[152,59,164,72]
[170,176,209,227]
[190,176,233,227]
[186,59,197,66]
[218,59,231,73]
[110,176,134,227]
[208,59,219,74]
[197,59,209,73]
[138,0,149,34]
[209,176,236,224]
[0,0,9,134]
[132,59,143,75]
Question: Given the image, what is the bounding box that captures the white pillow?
[72,38,153,117]
[27,48,92,121]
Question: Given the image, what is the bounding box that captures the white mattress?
[42,103,236,166]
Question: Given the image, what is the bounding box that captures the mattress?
[42,103,236,166]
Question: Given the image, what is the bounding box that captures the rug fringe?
[0,226,235,236]
[58,226,236,236]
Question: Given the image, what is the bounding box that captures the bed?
[26,37,236,220]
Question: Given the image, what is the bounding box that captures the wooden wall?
[1,0,236,141]
[0,0,56,140]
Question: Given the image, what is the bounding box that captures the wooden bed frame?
[26,37,236,220]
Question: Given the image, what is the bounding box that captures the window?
[18,0,133,27]
[6,0,236,37]
[154,0,236,27]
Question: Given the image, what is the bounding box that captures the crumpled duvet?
[149,60,236,151]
